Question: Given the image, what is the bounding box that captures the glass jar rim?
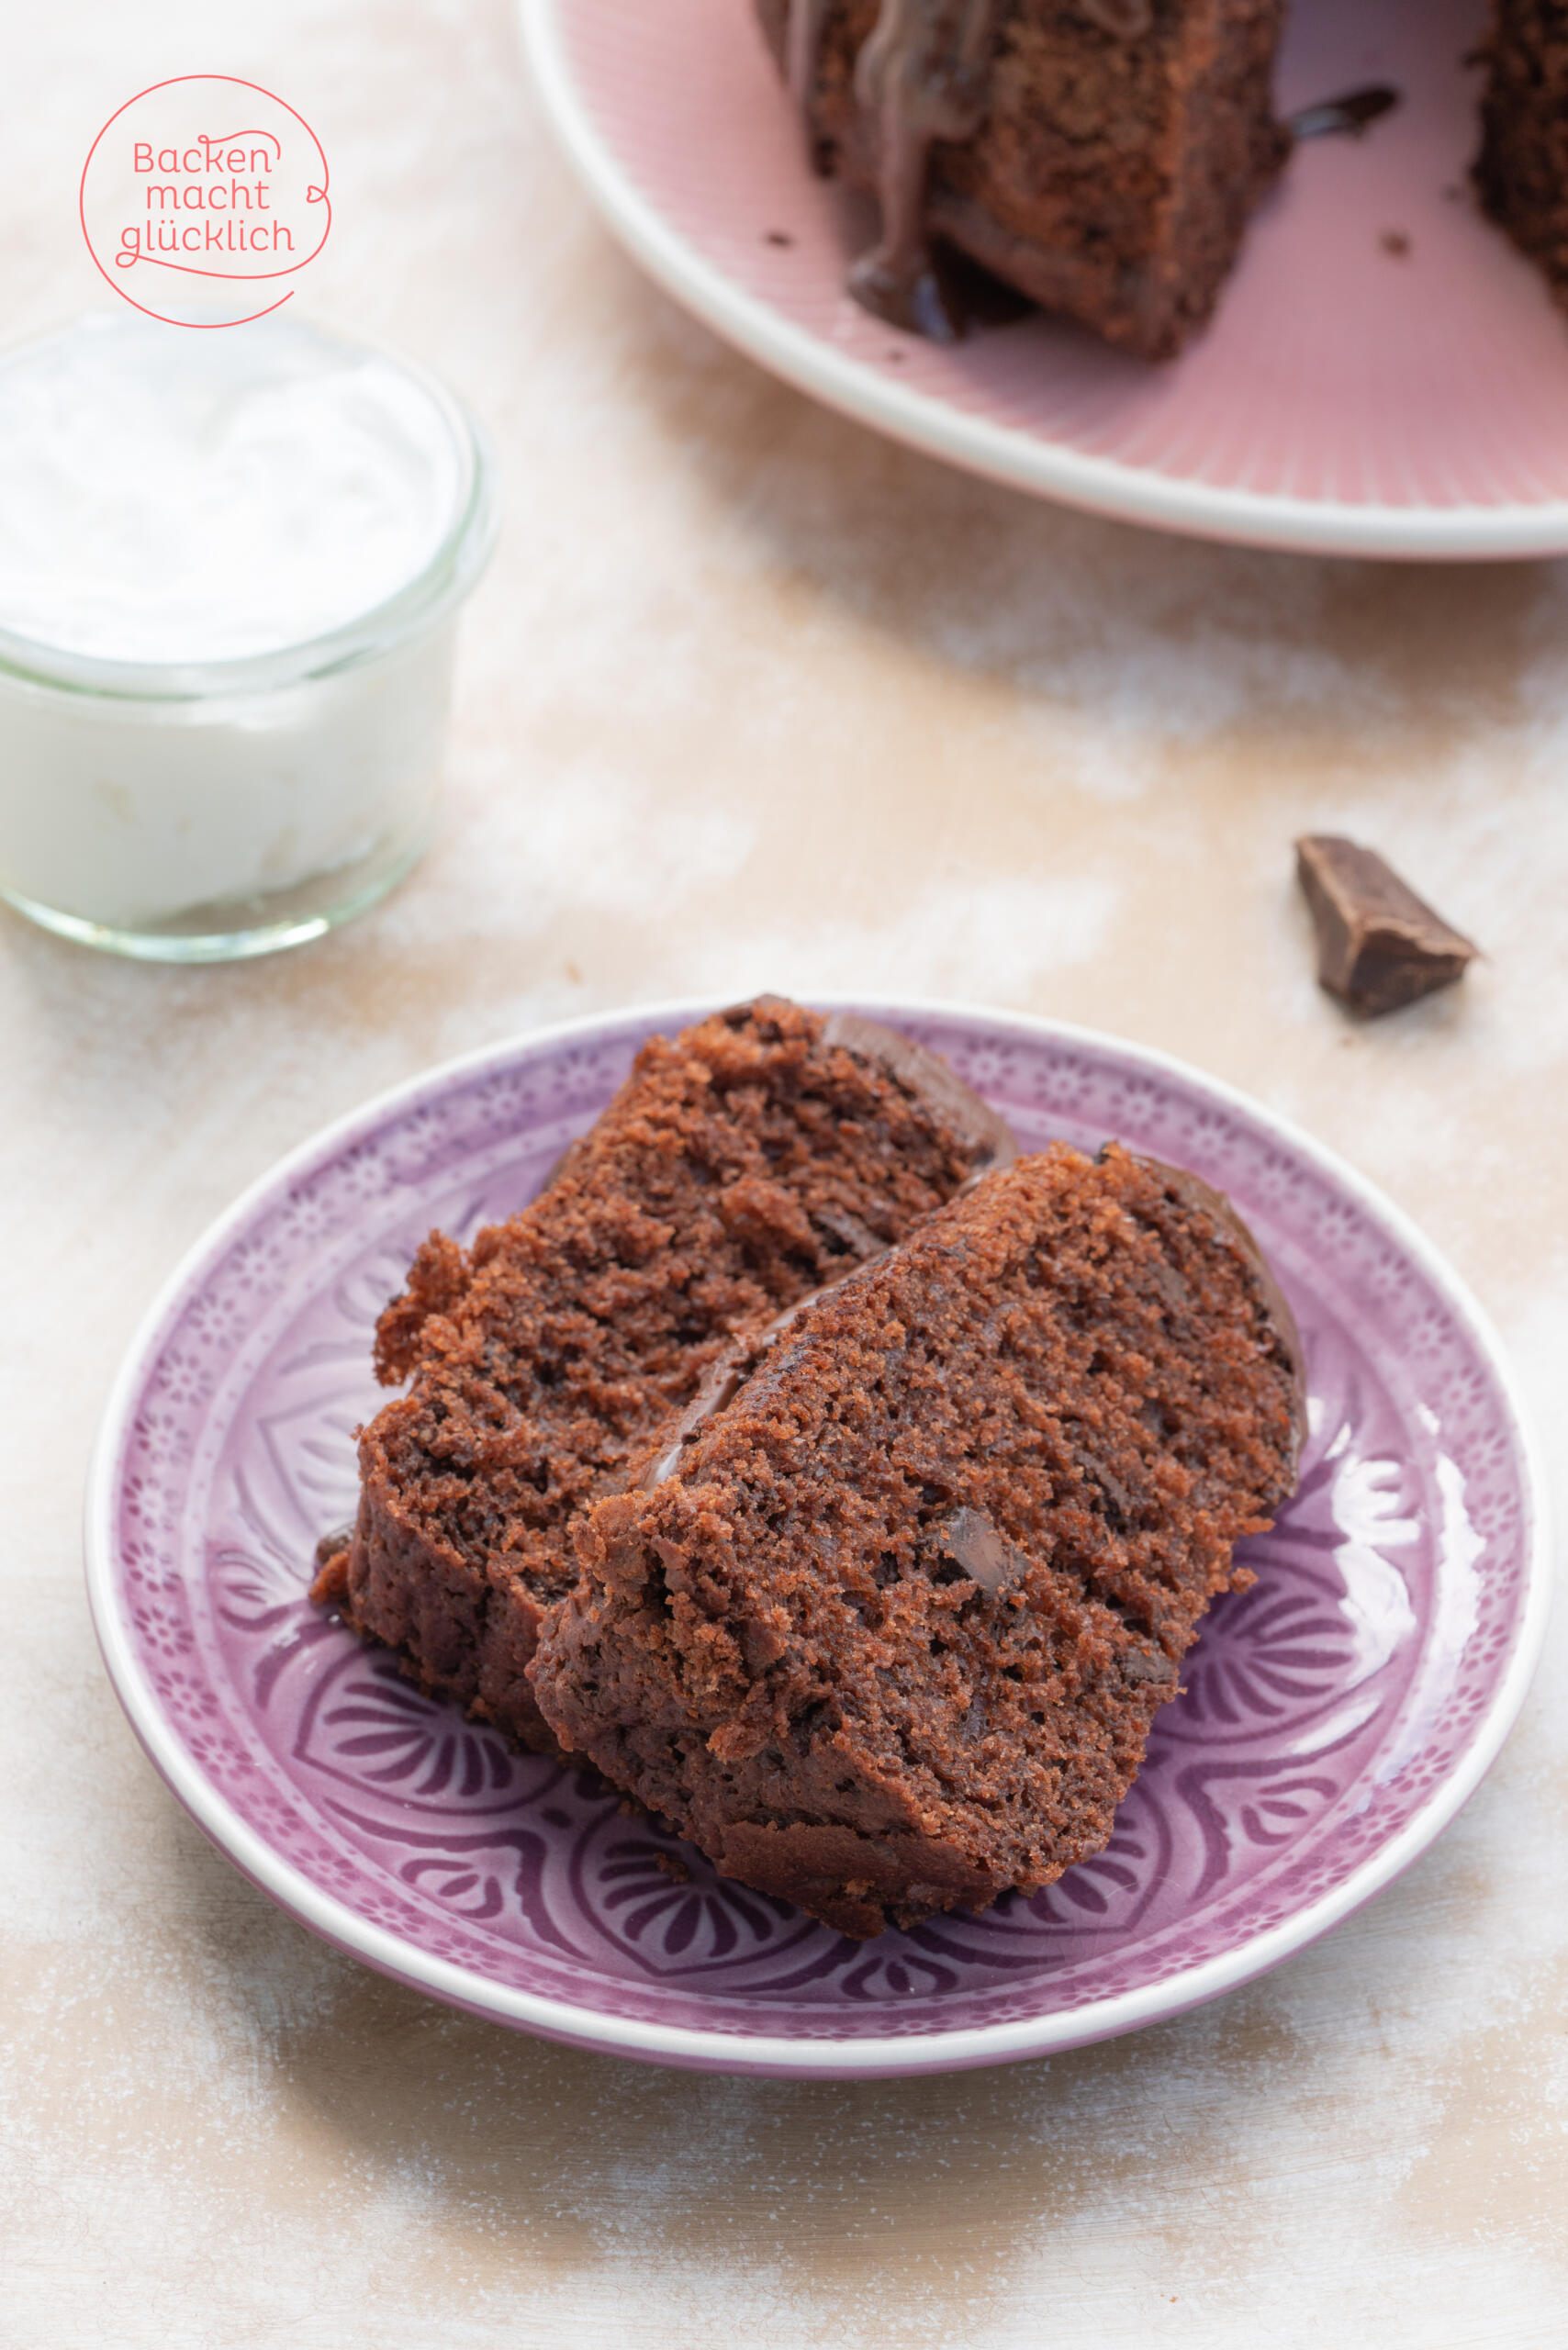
[0,314,498,705]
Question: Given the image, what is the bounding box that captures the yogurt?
[0,315,495,957]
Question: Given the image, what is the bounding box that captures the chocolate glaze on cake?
[841,0,1002,340]
[759,0,1292,357]
[533,1142,1305,1938]
[313,999,1015,1750]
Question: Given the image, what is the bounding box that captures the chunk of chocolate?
[1295,836,1479,1018]
[1120,1644,1179,1687]
[1289,84,1401,141]
[931,1505,1030,1595]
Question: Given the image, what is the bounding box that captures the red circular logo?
[80,76,330,329]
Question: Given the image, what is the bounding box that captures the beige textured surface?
[4,6,1567,2344]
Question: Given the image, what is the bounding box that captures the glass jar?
[0,317,497,961]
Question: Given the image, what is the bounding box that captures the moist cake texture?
[314,999,1014,1750]
[534,1143,1305,1938]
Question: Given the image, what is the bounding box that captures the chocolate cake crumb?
[314,999,1015,1751]
[1296,835,1478,1017]
[534,1145,1305,1940]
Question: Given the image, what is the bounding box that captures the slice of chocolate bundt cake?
[314,999,1014,1750]
[757,0,1292,358]
[532,1143,1305,1938]
[760,5,1568,362]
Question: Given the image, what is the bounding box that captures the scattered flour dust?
[678,867,1119,1005]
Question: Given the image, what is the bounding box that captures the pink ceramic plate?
[86,1002,1549,2076]
[521,0,1568,558]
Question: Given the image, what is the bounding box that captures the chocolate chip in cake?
[930,1505,1031,1595]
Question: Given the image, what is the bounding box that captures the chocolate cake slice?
[1474,3,1568,318]
[758,0,1291,358]
[533,1143,1305,1938]
[314,999,1014,1750]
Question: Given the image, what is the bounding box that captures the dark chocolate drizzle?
[780,0,1002,338]
[846,0,1002,340]
[1289,84,1401,141]
[785,0,832,123]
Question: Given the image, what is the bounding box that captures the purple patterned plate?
[86,1002,1550,2076]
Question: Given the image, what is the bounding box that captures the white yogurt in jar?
[0,314,494,956]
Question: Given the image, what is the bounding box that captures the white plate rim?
[518,0,1568,563]
[85,995,1553,2076]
